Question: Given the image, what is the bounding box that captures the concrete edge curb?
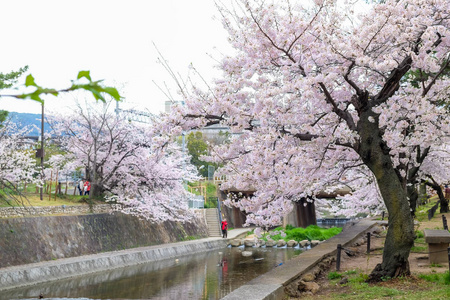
[0,239,228,291]
[229,230,252,240]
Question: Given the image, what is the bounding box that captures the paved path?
[0,228,251,291]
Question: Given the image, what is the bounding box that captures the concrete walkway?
[0,228,250,291]
[222,219,384,300]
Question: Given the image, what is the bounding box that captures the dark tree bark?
[442,194,450,213]
[407,184,418,216]
[295,198,317,228]
[406,146,430,216]
[424,176,449,213]
[357,109,415,281]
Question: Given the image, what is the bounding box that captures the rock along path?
[0,228,250,291]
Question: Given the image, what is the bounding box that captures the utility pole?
[182,131,187,188]
[39,102,44,200]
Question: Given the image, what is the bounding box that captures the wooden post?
[442,215,448,231]
[48,170,53,201]
[336,244,342,271]
[367,232,371,254]
[382,211,385,220]
[448,247,450,274]
[54,169,59,200]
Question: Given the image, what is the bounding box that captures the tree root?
[368,262,411,282]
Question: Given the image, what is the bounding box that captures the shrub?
[415,230,424,239]
[262,225,342,242]
[285,224,295,230]
[328,271,342,280]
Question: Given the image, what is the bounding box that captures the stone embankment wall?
[0,204,113,218]
[0,212,208,268]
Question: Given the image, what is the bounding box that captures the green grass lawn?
[302,270,450,300]
[415,197,440,222]
[0,193,98,207]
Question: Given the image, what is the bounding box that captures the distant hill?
[9,112,50,136]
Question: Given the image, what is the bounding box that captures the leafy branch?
[0,70,122,103]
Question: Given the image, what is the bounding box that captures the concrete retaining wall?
[0,212,208,268]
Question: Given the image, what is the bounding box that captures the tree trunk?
[441,196,449,213]
[295,198,317,228]
[424,178,449,214]
[438,185,449,213]
[357,110,415,281]
[90,170,104,198]
[407,184,418,216]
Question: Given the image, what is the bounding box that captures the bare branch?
[422,56,450,97]
[319,82,357,131]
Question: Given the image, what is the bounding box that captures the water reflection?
[2,247,301,300]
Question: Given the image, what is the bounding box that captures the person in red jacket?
[221,219,228,238]
[84,180,91,196]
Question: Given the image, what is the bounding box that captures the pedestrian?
[78,179,84,196]
[221,218,228,238]
[84,180,91,196]
[445,185,450,200]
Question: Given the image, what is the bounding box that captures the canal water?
[2,247,302,300]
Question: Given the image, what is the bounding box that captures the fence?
[335,229,450,273]
[0,204,113,218]
[188,195,204,209]
[15,181,77,197]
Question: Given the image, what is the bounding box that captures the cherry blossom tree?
[162,0,450,280]
[0,121,39,205]
[49,103,198,222]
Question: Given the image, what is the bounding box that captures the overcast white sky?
[1,0,232,115]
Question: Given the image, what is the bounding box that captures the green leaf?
[77,70,92,82]
[79,84,106,102]
[18,90,44,103]
[25,74,38,87]
[103,87,121,101]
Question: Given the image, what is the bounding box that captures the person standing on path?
[221,219,228,238]
[84,180,91,196]
[445,185,450,200]
[78,179,84,196]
